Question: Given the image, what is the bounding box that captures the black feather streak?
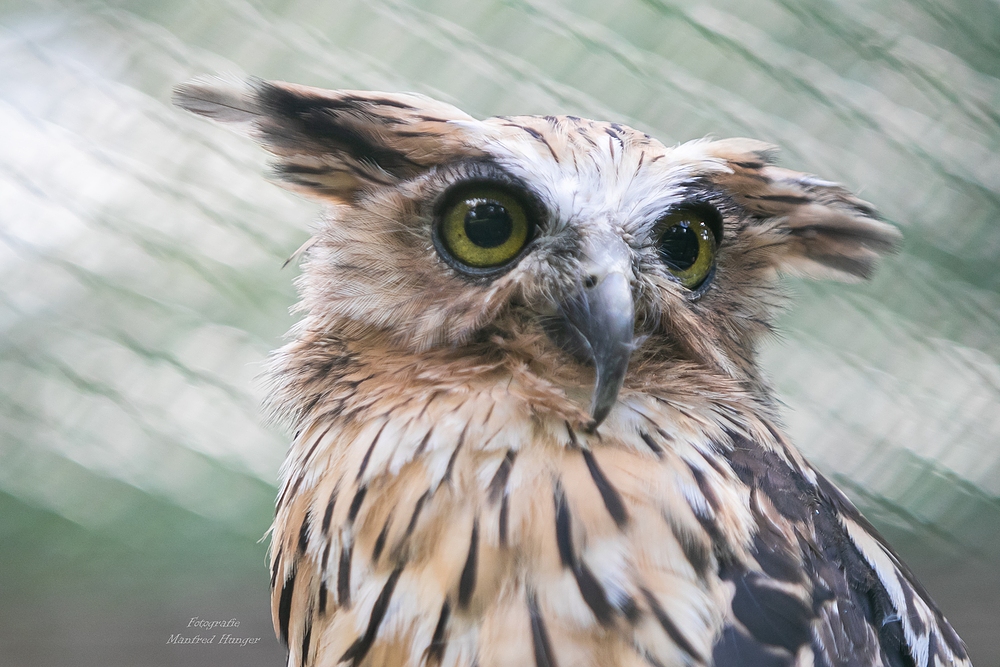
[574,562,614,626]
[348,485,368,522]
[506,123,559,162]
[301,616,313,666]
[406,491,431,537]
[565,422,580,448]
[731,160,766,170]
[553,485,617,626]
[622,596,641,623]
[321,541,332,573]
[639,430,664,457]
[642,588,704,662]
[684,462,727,547]
[372,517,391,563]
[297,514,311,554]
[458,520,479,609]
[340,566,405,666]
[581,448,628,527]
[553,489,573,568]
[338,541,353,608]
[270,548,282,589]
[528,592,558,667]
[277,565,296,646]
[413,428,434,457]
[442,426,467,484]
[488,450,516,503]
[277,474,304,513]
[356,421,388,481]
[426,600,451,667]
[686,462,721,517]
[321,485,339,535]
[499,494,510,548]
[752,193,812,205]
[604,126,625,148]
[301,424,332,465]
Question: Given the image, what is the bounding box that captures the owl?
[175,78,971,667]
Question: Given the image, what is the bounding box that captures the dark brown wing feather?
[712,432,971,667]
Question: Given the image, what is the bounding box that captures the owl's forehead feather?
[450,114,736,226]
[470,113,737,176]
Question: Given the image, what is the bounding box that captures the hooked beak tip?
[553,271,634,431]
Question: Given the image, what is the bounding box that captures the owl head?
[175,78,900,429]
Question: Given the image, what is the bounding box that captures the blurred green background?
[1,0,998,665]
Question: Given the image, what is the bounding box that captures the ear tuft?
[700,140,901,281]
[173,76,260,125]
[699,138,780,169]
[173,77,481,202]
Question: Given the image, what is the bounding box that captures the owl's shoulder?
[717,430,971,667]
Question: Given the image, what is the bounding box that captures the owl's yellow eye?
[657,206,720,289]
[438,186,532,271]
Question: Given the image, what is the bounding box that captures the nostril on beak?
[583,275,598,289]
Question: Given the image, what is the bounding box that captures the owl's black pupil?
[658,223,700,270]
[464,201,512,248]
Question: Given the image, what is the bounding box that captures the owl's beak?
[554,239,635,431]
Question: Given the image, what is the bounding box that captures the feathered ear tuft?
[173,77,482,202]
[701,138,902,281]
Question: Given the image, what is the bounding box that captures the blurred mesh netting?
[1,0,998,665]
